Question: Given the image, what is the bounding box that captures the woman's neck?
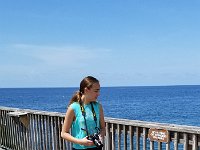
[81,95,90,105]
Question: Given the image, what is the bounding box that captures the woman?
[61,76,105,150]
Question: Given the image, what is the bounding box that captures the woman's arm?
[61,107,94,146]
[99,104,106,138]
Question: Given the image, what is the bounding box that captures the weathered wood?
[123,125,127,150]
[174,132,178,150]
[192,134,197,150]
[136,127,140,150]
[143,128,147,150]
[117,124,121,150]
[106,122,111,150]
[1,106,200,150]
[111,123,115,150]
[184,133,189,150]
[150,141,154,150]
[129,125,133,150]
[158,142,162,150]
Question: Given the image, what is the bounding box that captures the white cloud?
[0,43,113,77]
[0,43,114,87]
[12,44,112,68]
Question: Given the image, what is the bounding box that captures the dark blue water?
[0,86,200,126]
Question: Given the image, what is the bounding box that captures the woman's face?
[85,82,100,101]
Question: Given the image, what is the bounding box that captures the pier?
[0,106,200,150]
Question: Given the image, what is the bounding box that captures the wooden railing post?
[192,134,197,150]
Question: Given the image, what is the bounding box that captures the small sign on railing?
[148,128,169,143]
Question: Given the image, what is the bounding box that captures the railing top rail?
[0,106,65,117]
[1,106,200,134]
[105,117,200,134]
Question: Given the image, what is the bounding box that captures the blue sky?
[0,1,200,87]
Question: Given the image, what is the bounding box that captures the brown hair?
[68,76,99,106]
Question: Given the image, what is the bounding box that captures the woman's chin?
[91,99,97,102]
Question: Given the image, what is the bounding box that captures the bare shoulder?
[98,103,103,110]
[65,106,75,117]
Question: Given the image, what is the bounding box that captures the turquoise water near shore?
[0,85,200,126]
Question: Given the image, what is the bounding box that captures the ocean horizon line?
[0,84,200,89]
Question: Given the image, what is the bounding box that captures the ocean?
[0,85,200,127]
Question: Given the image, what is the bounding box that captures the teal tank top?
[70,101,100,149]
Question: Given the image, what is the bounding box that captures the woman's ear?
[84,87,89,93]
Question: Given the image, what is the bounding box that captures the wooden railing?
[0,106,200,150]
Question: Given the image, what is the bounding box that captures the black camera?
[81,127,103,148]
[87,133,103,148]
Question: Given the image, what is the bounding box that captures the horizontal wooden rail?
[0,106,200,150]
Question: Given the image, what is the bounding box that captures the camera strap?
[79,102,98,136]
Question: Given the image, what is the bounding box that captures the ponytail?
[68,90,82,107]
